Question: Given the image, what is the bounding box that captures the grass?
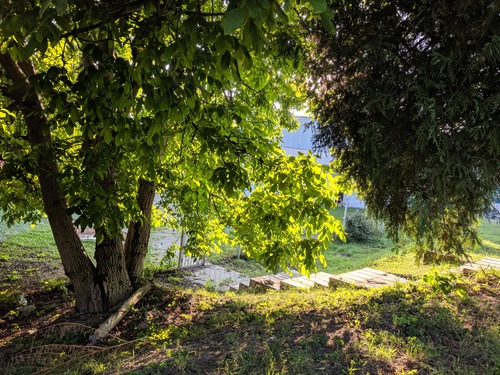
[0,210,499,374]
[3,271,499,374]
[209,208,500,279]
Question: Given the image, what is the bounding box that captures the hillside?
[1,269,499,375]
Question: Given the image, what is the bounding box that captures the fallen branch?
[89,280,153,344]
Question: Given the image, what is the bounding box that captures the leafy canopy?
[306,0,500,261]
[0,0,341,272]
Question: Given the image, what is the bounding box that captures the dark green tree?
[0,0,339,312]
[306,0,500,261]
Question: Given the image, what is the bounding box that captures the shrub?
[345,214,377,242]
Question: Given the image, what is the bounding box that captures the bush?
[345,213,377,242]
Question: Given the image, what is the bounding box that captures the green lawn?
[320,217,500,279]
[209,208,500,279]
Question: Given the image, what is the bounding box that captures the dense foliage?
[307,0,500,260]
[345,213,377,243]
[0,0,340,311]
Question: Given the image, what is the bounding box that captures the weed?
[422,272,468,297]
[7,270,21,282]
[345,213,378,242]
[204,279,216,292]
[0,288,19,310]
[43,278,69,295]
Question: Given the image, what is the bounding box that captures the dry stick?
[89,280,153,344]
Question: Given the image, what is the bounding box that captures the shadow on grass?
[4,273,492,375]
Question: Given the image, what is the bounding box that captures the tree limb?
[89,280,154,344]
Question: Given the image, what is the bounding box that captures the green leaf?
[307,0,327,14]
[103,130,112,144]
[247,0,263,21]
[21,38,38,60]
[40,0,51,16]
[320,7,335,34]
[3,13,29,36]
[243,20,264,52]
[221,7,246,35]
[54,15,71,32]
[54,0,68,14]
[221,50,231,70]
[257,0,271,9]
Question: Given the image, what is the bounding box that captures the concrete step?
[229,285,238,292]
[280,276,316,290]
[228,280,250,292]
[238,280,251,291]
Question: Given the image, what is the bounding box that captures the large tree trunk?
[0,53,125,313]
[124,179,155,286]
[95,234,133,309]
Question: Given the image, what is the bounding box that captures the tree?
[0,0,340,312]
[306,0,499,260]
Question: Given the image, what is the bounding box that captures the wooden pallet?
[329,268,407,289]
[460,257,500,274]
[280,272,333,289]
[280,276,316,290]
[249,273,293,291]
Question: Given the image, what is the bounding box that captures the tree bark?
[124,179,155,286]
[0,53,105,312]
[95,234,133,309]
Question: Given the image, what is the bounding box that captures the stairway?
[231,268,408,292]
[229,257,500,293]
[232,257,500,293]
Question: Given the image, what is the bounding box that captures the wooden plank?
[355,268,404,283]
[273,273,295,280]
[460,257,500,274]
[337,272,371,282]
[483,257,500,264]
[367,273,406,285]
[250,276,281,290]
[280,277,315,290]
[329,275,365,288]
[476,258,500,269]
[308,273,332,288]
[328,268,407,288]
[358,268,388,277]
[363,278,392,288]
[314,272,336,280]
[353,268,390,280]
[359,268,407,284]
[89,281,153,344]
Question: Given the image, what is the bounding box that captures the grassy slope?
[4,271,498,375]
[1,212,499,374]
